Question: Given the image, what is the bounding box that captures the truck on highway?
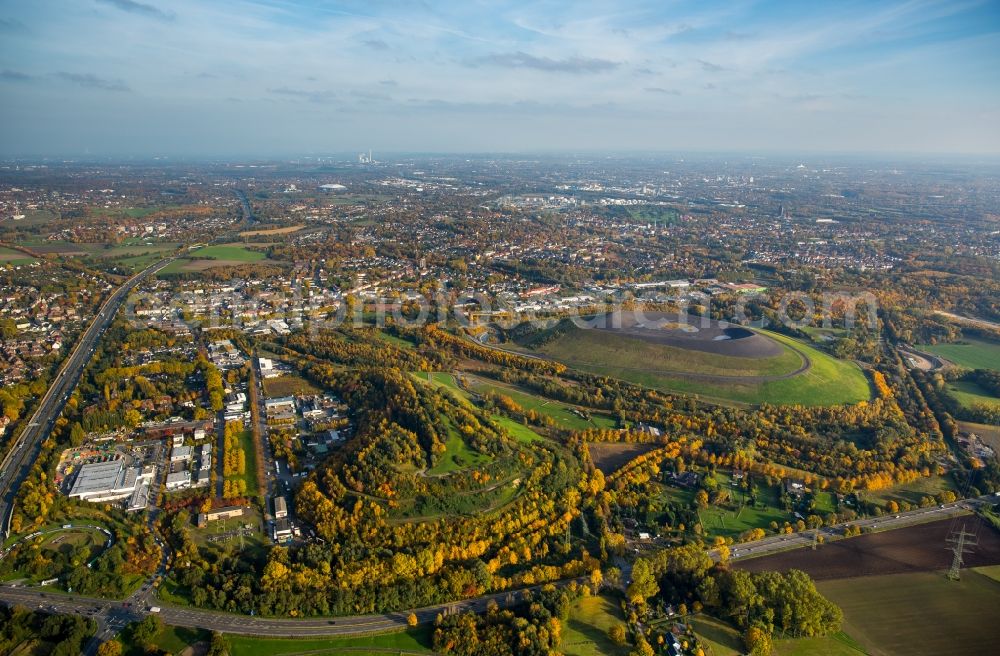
[149,606,161,613]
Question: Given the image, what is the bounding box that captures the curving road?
[0,257,175,540]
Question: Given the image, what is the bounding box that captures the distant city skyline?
[1,0,998,156]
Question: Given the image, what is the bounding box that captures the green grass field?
[689,616,865,656]
[120,625,433,656]
[817,569,1000,656]
[465,374,617,430]
[561,595,630,656]
[188,244,266,261]
[867,474,957,507]
[224,627,434,655]
[0,246,36,264]
[667,473,790,540]
[531,327,869,407]
[160,243,266,274]
[426,419,492,475]
[916,337,1000,371]
[945,380,1000,409]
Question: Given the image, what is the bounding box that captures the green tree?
[626,558,659,605]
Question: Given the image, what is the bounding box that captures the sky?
[0,0,998,157]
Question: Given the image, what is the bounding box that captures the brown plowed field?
[739,517,1000,580]
[588,442,659,475]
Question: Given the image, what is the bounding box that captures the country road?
[0,256,175,540]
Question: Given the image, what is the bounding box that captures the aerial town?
[0,154,997,656]
[1,0,999,655]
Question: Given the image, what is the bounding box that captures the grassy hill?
[534,325,804,378]
[527,326,870,406]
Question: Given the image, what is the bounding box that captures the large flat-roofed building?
[273,496,288,519]
[265,396,296,416]
[127,479,152,512]
[165,470,191,491]
[69,459,143,502]
[170,445,193,462]
[273,518,293,541]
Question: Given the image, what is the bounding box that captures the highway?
[233,189,255,223]
[0,257,175,540]
[1,493,995,643]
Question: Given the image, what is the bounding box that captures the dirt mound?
[581,311,785,358]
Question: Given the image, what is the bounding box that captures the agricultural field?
[239,224,304,237]
[0,245,36,264]
[739,517,1000,580]
[916,336,1000,371]
[81,241,181,272]
[527,317,869,406]
[160,243,267,274]
[15,239,103,256]
[817,570,1000,656]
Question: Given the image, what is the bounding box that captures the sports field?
[916,336,1000,371]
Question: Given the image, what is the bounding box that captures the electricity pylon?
[946,524,977,581]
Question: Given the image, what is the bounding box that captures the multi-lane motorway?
[0,257,175,539]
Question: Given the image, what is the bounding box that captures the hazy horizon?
[1,0,998,157]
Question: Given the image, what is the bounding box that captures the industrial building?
[68,459,153,503]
